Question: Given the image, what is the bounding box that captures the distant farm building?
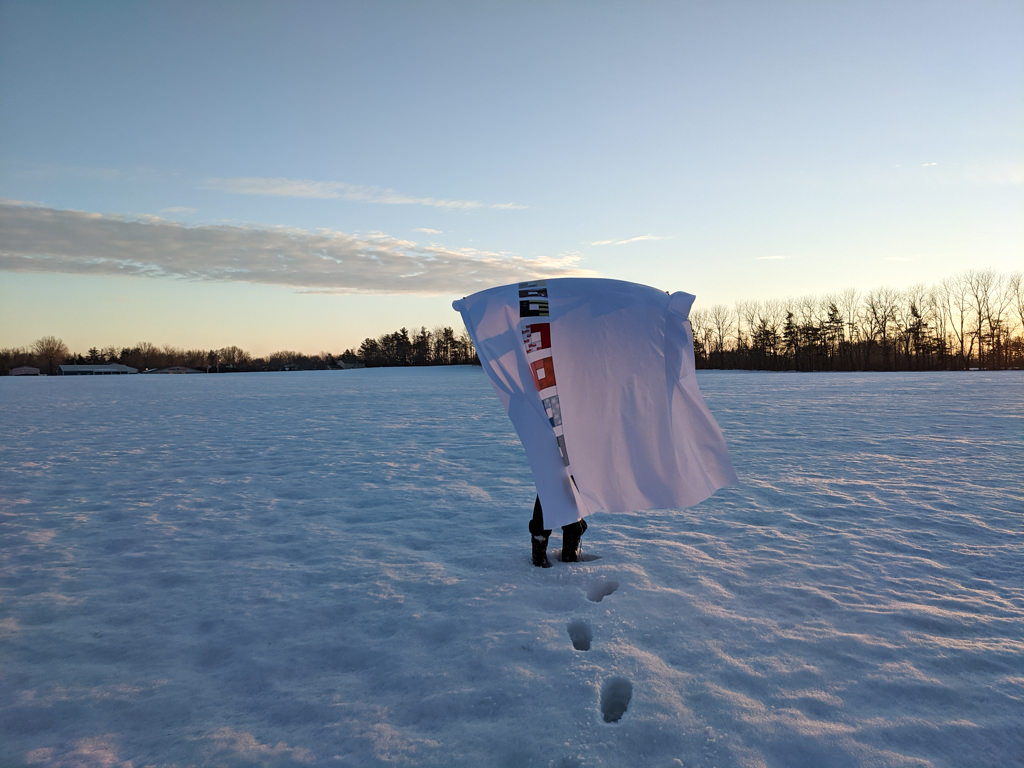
[58,364,138,375]
[11,366,41,376]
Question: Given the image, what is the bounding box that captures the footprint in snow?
[600,677,633,723]
[586,580,619,603]
[567,619,593,651]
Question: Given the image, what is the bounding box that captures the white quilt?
[454,277,737,529]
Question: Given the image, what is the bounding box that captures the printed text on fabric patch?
[518,281,570,466]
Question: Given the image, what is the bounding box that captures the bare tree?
[734,300,755,352]
[1,346,32,374]
[984,272,1013,368]
[859,288,900,368]
[32,336,69,375]
[708,304,734,365]
[689,309,712,365]
[218,345,251,369]
[942,273,974,367]
[923,285,948,361]
[125,341,161,371]
[752,300,784,365]
[895,284,930,365]
[739,301,760,353]
[835,288,859,336]
[1010,272,1024,341]
[182,348,207,369]
[268,350,300,370]
[820,299,845,364]
[965,270,997,368]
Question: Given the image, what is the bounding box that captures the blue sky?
[2,0,1021,355]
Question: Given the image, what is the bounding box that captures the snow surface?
[1,368,1022,768]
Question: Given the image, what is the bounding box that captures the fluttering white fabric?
[453,277,737,529]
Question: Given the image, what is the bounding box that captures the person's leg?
[529,496,552,568]
[560,519,588,562]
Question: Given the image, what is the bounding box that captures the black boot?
[531,531,552,568]
[529,496,552,568]
[560,519,588,562]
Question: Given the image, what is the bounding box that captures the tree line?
[690,269,1024,371]
[0,325,478,375]
[5,270,1022,375]
[348,326,477,367]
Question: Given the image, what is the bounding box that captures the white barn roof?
[58,364,138,375]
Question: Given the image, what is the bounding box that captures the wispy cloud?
[160,206,198,215]
[490,202,529,210]
[415,227,443,235]
[891,161,1023,186]
[0,201,588,294]
[590,234,669,247]
[202,176,527,210]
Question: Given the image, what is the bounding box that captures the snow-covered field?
[1,368,1022,768]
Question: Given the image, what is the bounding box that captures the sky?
[1,0,1022,356]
